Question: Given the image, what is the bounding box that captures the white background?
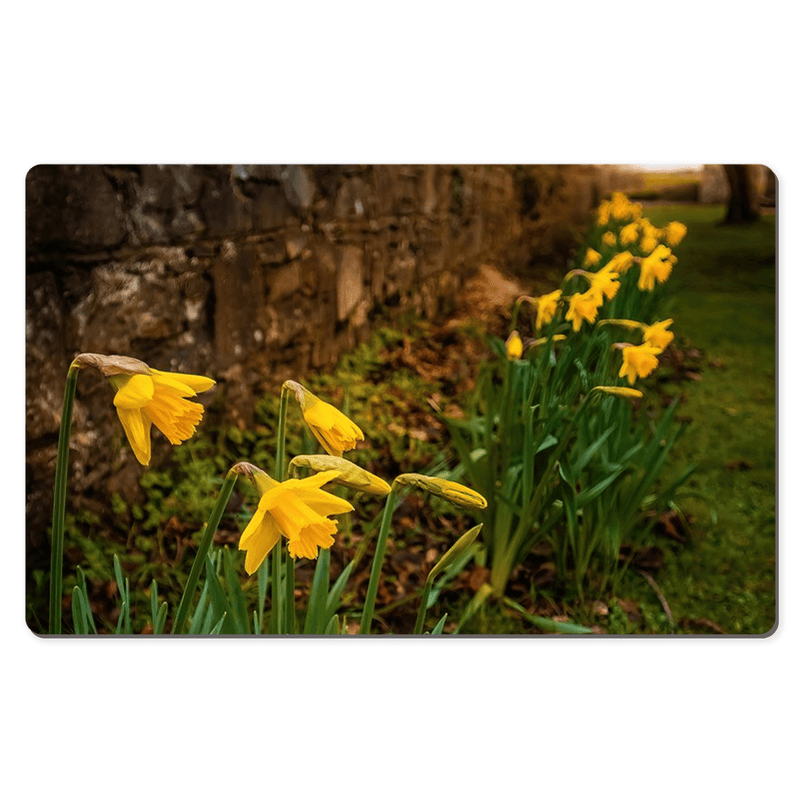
[4,3,794,798]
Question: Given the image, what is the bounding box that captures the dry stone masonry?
[25,164,601,549]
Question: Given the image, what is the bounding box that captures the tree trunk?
[723,165,761,223]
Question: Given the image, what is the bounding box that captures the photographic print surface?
[25,164,777,636]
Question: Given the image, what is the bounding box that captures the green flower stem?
[256,557,269,634]
[285,552,295,634]
[271,384,290,634]
[49,363,80,635]
[360,484,399,634]
[172,469,239,634]
[271,542,283,634]
[413,578,434,635]
[276,383,289,481]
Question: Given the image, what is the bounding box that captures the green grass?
[615,204,776,634]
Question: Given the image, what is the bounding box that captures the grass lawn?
[614,203,777,634]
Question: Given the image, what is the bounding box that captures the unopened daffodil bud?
[529,334,566,348]
[427,524,483,584]
[505,330,523,360]
[289,454,391,496]
[599,318,644,332]
[591,386,644,399]
[393,474,487,510]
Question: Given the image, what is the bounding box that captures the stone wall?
[25,164,599,551]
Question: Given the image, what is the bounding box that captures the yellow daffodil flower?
[565,290,603,332]
[393,474,487,510]
[284,380,364,457]
[617,343,663,385]
[637,244,675,291]
[586,265,620,300]
[642,319,675,349]
[619,223,639,247]
[664,221,687,248]
[72,353,215,466]
[505,330,523,360]
[566,266,620,301]
[534,289,562,331]
[637,219,661,255]
[610,192,637,221]
[584,248,602,268]
[238,468,354,571]
[602,231,617,247]
[639,234,659,255]
[592,386,644,399]
[606,251,635,273]
[289,454,391,496]
[596,200,611,227]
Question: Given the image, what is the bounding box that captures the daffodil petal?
[151,368,216,396]
[295,489,355,517]
[113,374,155,409]
[154,369,216,393]
[239,501,269,549]
[146,394,204,445]
[241,513,282,575]
[117,406,152,465]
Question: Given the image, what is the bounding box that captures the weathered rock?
[26,164,603,572]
